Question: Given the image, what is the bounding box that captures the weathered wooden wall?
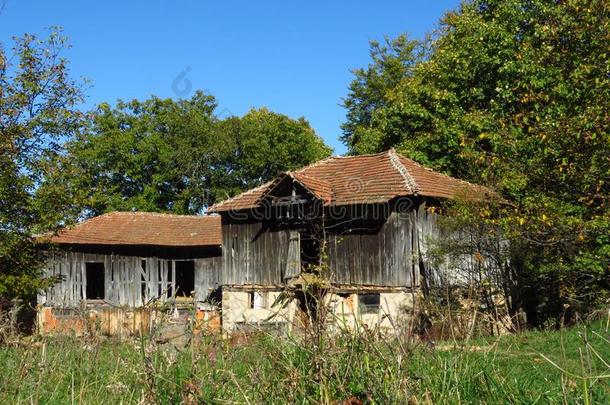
[195,255,222,300]
[326,202,456,288]
[221,222,300,285]
[413,202,443,289]
[40,252,220,308]
[221,201,448,289]
[326,211,417,287]
[42,200,485,310]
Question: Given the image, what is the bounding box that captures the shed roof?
[209,149,495,212]
[50,212,222,247]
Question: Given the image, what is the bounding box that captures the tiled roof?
[208,149,496,212]
[290,172,333,204]
[51,212,222,247]
[396,154,492,199]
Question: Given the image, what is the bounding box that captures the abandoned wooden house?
[207,149,496,332]
[38,212,222,335]
[39,149,497,335]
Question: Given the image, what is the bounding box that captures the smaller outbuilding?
[38,212,222,335]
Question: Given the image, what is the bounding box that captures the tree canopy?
[0,30,85,299]
[342,0,610,323]
[216,108,333,196]
[43,96,332,218]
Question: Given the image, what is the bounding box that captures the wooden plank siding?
[326,211,417,287]
[195,256,222,302]
[221,222,297,285]
[41,202,453,308]
[220,203,442,289]
[41,252,220,308]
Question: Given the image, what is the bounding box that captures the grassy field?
[0,320,609,404]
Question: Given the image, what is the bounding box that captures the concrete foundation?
[39,289,417,337]
[221,288,416,334]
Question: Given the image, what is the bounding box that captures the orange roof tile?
[51,212,222,247]
[208,150,496,212]
[290,172,333,204]
[396,154,492,200]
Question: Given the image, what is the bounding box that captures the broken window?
[85,262,105,300]
[358,293,380,314]
[174,260,195,297]
[248,291,267,309]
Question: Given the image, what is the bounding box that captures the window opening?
[358,293,380,314]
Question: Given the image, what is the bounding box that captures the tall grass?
[0,307,609,404]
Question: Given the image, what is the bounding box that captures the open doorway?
[85,262,105,300]
[174,260,195,297]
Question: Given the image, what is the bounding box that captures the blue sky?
[1,0,460,154]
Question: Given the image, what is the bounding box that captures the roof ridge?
[396,153,502,201]
[397,154,482,189]
[104,211,209,219]
[388,149,419,195]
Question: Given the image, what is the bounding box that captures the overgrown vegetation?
[0,307,609,403]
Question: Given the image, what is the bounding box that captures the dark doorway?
[85,262,105,300]
[175,260,195,297]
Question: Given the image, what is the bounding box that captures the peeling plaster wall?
[326,291,416,332]
[221,289,416,334]
[378,291,415,329]
[222,290,296,333]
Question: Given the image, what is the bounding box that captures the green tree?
[216,108,333,199]
[0,30,85,299]
[50,91,220,216]
[341,34,422,155]
[49,100,332,216]
[343,0,610,324]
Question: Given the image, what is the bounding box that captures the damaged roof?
[209,149,495,212]
[50,212,222,247]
